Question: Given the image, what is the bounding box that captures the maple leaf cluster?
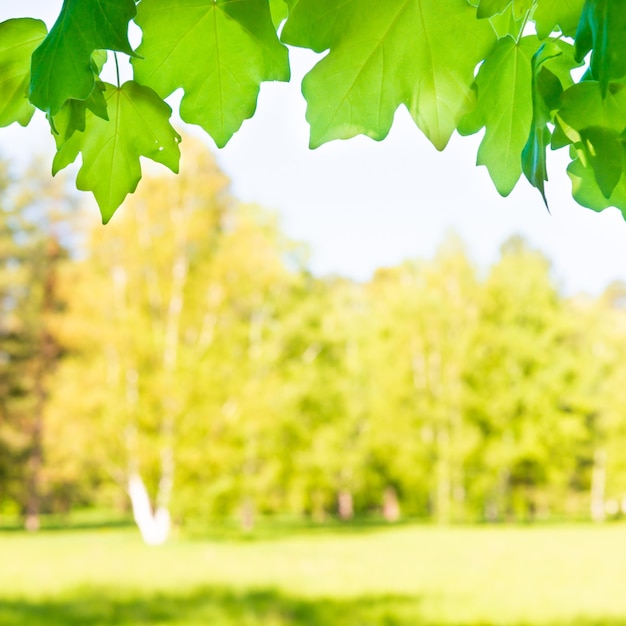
[0,0,625,221]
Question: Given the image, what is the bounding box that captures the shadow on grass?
[0,513,134,534]
[1,586,625,626]
[183,516,423,543]
[0,514,418,540]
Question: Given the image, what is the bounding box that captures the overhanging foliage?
[1,0,625,222]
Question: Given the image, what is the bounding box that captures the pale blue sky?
[3,2,626,294]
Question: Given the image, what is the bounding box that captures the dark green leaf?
[522,66,560,205]
[49,81,108,147]
[30,0,137,116]
[575,0,626,93]
[579,126,623,197]
[557,81,626,144]
[522,40,578,203]
[551,118,572,149]
[557,81,626,199]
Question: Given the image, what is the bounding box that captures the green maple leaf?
[269,0,289,28]
[488,4,528,39]
[513,0,534,19]
[459,36,540,196]
[534,0,586,39]
[49,51,109,146]
[52,81,181,224]
[477,0,532,19]
[579,126,623,197]
[568,155,626,216]
[575,0,626,93]
[0,18,47,127]
[556,81,626,199]
[522,40,578,204]
[50,81,109,147]
[132,0,289,148]
[522,66,560,206]
[30,0,137,116]
[282,0,496,150]
[477,0,513,18]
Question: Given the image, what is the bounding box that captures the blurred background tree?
[2,140,626,537]
[0,162,75,530]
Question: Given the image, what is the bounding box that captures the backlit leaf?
[269,0,289,28]
[132,0,289,148]
[477,0,513,18]
[513,0,534,19]
[557,81,626,198]
[459,36,540,196]
[557,81,626,139]
[0,19,47,127]
[488,4,527,39]
[534,0,586,39]
[49,81,109,148]
[52,81,181,223]
[282,0,496,150]
[568,155,626,216]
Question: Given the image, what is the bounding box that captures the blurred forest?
[2,139,626,535]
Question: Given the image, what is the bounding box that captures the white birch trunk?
[128,473,171,546]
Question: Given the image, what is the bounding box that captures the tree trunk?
[383,486,400,522]
[24,237,61,531]
[128,473,171,546]
[338,489,354,520]
[239,497,255,532]
[590,448,607,523]
[435,426,451,524]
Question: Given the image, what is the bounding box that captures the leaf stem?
[516,1,538,44]
[114,52,121,88]
[516,10,530,44]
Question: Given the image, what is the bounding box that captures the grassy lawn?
[1,521,626,625]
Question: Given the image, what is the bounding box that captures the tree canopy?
[2,0,626,222]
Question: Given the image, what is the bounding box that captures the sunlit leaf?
[132,0,289,148]
[52,81,181,223]
[477,0,513,18]
[488,4,527,39]
[0,19,47,127]
[534,0,586,39]
[49,80,109,147]
[269,0,289,28]
[568,155,626,216]
[282,0,496,150]
[459,36,540,196]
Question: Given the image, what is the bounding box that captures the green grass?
[2,522,626,625]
